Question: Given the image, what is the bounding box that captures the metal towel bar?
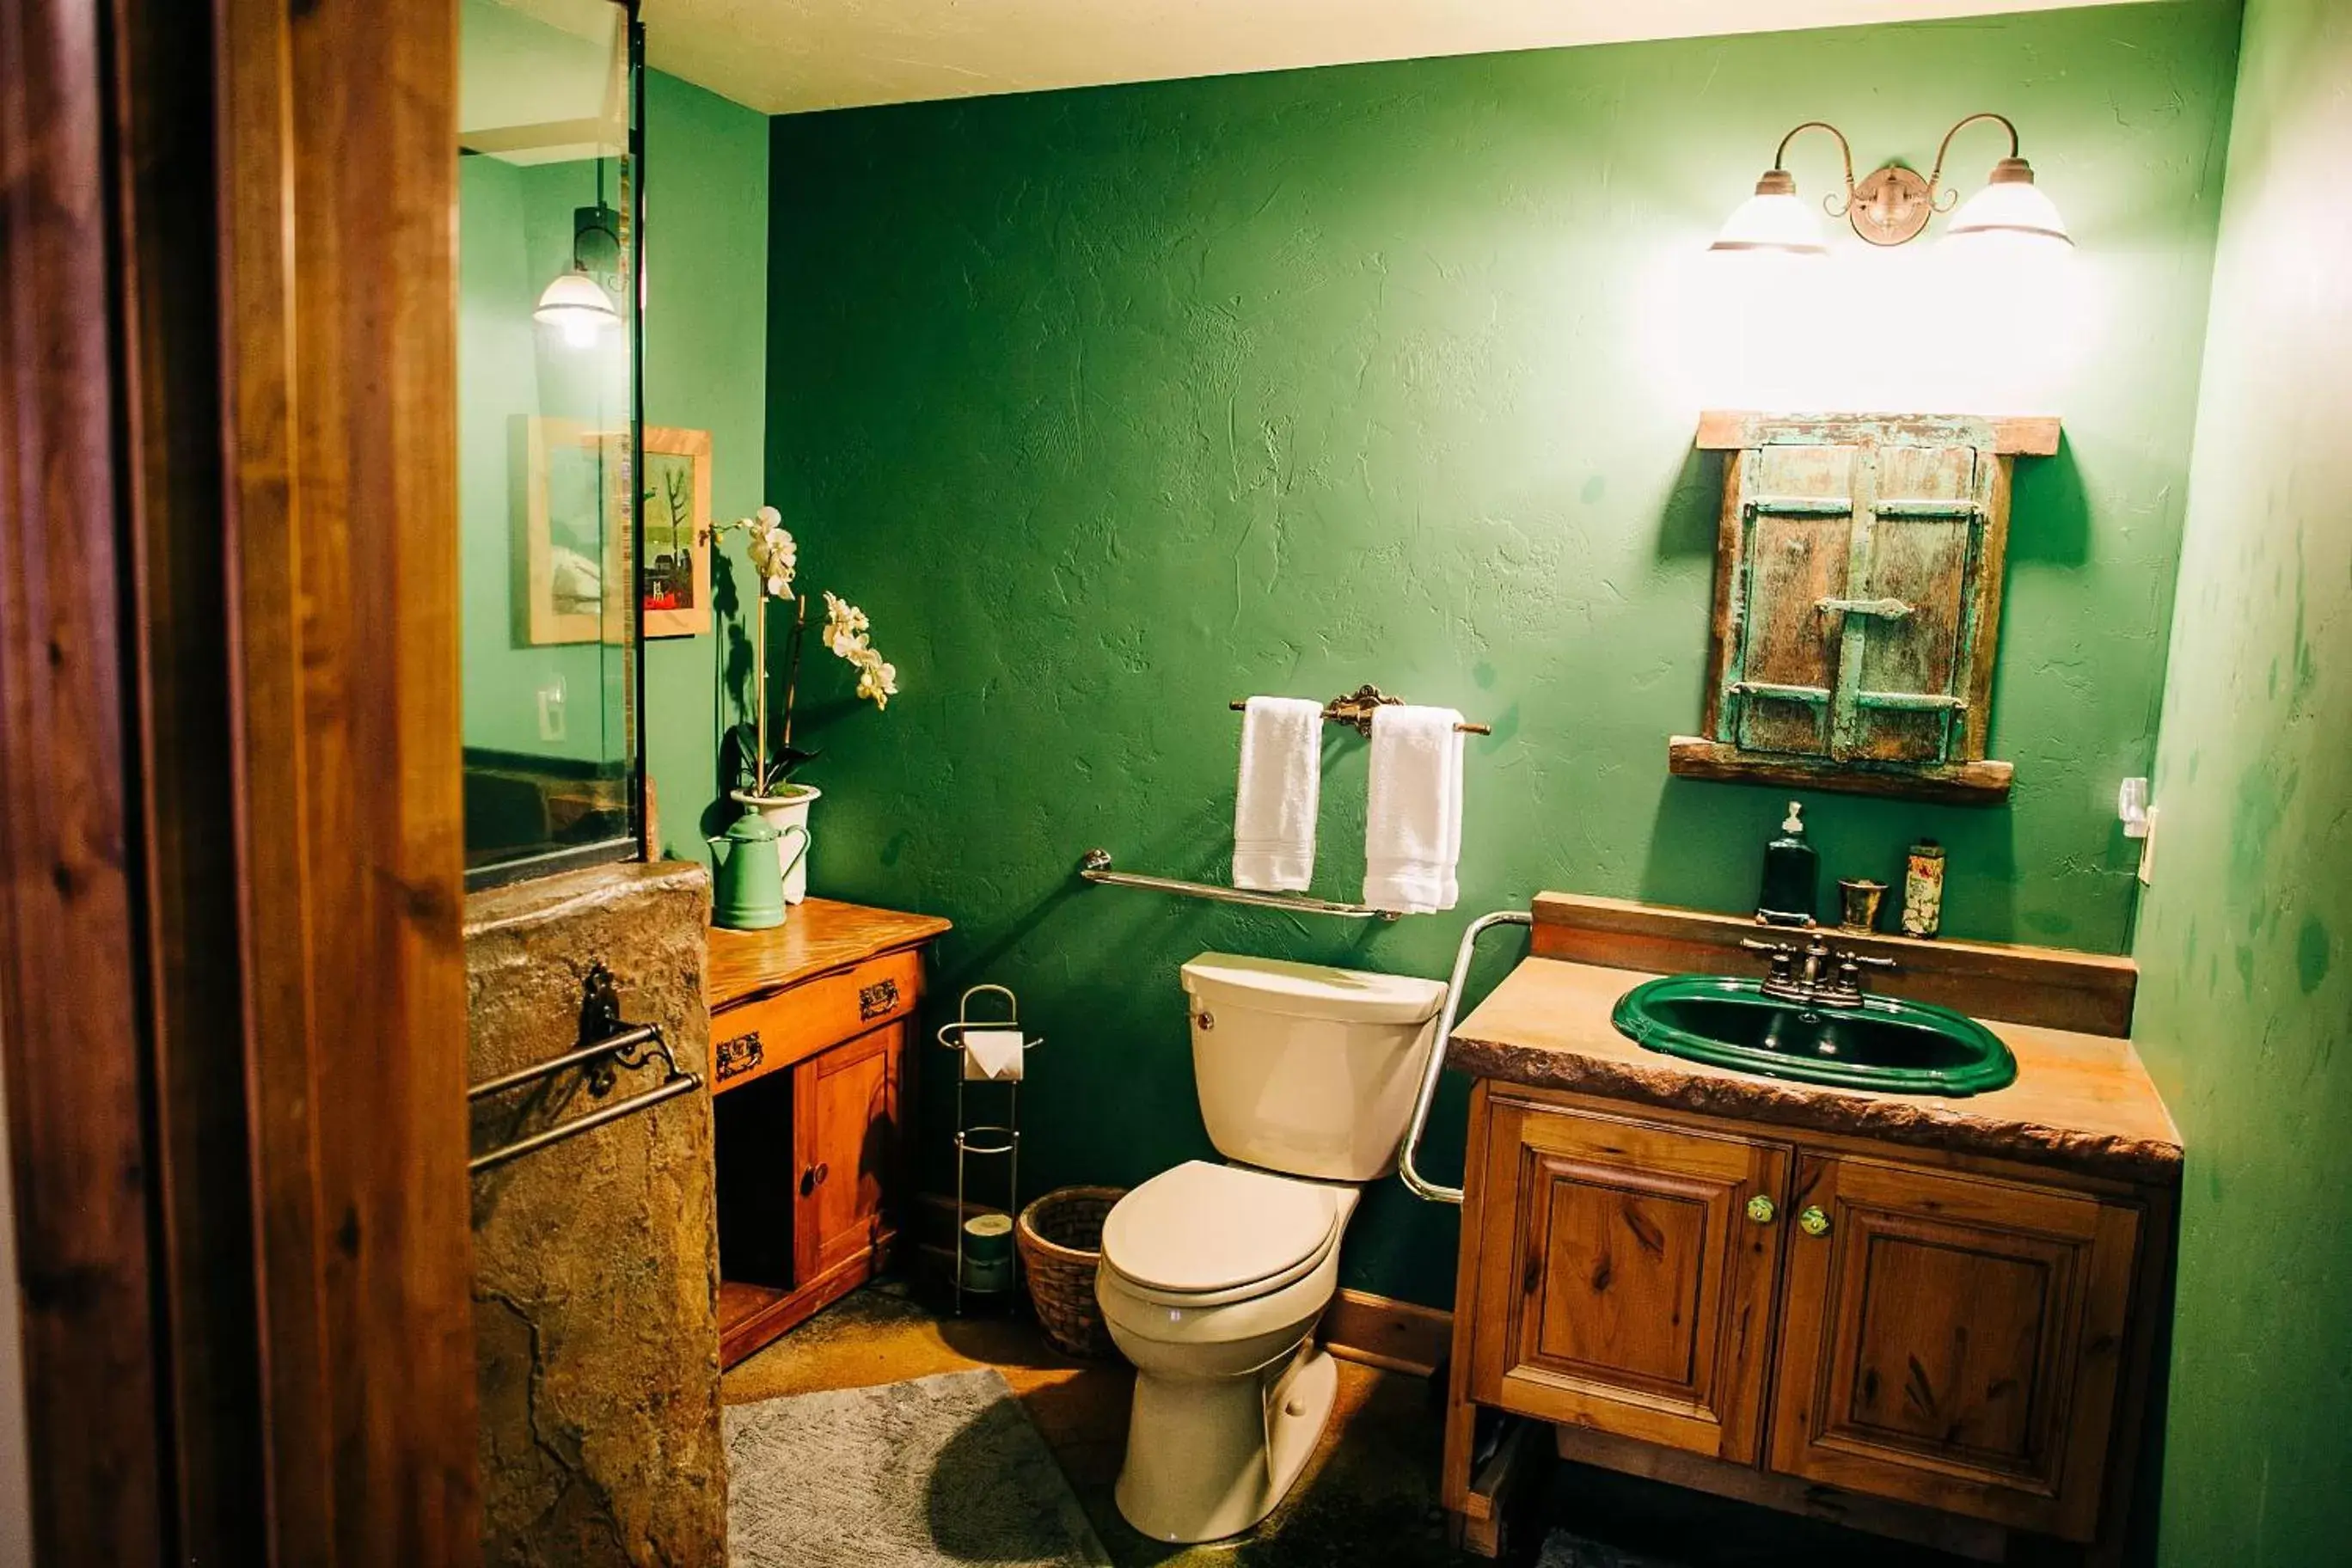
[469,964,703,1174]
[1078,848,1401,921]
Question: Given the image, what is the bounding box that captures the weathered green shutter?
[1718,432,2000,769]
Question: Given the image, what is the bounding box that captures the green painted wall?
[763,3,2239,1304]
[641,70,772,861]
[458,152,634,766]
[2131,0,2352,1559]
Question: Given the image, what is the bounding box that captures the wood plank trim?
[1695,410,2061,456]
[1550,1424,2010,1562]
[0,2,171,1555]
[1668,736,2015,805]
[1528,891,2135,1037]
[1321,1289,1453,1379]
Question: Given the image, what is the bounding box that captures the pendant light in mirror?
[534,263,620,347]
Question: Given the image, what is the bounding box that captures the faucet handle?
[1740,938,1798,983]
[1844,951,1897,971]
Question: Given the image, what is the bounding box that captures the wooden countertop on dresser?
[1451,955,2182,1185]
[707,898,952,1013]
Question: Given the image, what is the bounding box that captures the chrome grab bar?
[1077,848,1402,921]
[469,964,703,1175]
[1398,909,1533,1205]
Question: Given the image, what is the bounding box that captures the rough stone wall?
[466,861,725,1567]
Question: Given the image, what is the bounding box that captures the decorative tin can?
[1901,840,1945,938]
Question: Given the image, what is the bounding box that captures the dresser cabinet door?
[790,1022,904,1283]
[1469,1099,1791,1462]
[1767,1155,2141,1540]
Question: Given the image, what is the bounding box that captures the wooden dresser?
[707,898,951,1367]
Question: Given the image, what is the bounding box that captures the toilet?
[1094,952,1448,1543]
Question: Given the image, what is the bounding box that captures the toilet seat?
[1100,1161,1341,1308]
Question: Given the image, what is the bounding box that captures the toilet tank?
[1180,954,1449,1182]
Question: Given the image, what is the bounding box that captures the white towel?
[1233,696,1323,891]
[1364,705,1464,915]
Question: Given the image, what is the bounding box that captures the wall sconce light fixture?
[534,198,624,349]
[1712,112,2071,255]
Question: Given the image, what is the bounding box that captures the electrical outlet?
[537,678,567,742]
[2137,805,2159,885]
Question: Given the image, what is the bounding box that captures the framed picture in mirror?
[642,425,712,638]
[519,414,628,646]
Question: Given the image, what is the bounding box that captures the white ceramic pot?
[729,784,819,903]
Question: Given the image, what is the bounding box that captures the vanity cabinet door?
[1469,1098,1791,1463]
[1767,1154,2141,1541]
[790,1022,905,1283]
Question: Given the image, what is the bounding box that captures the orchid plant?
[717,505,897,799]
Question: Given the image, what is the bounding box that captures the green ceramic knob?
[1745,1195,1776,1225]
[1798,1205,1832,1239]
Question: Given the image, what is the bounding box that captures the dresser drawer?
[709,947,923,1093]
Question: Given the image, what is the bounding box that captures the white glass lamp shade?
[1945,156,2071,248]
[1710,169,1828,256]
[533,266,620,347]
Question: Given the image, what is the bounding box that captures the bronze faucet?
[1739,937,1898,1008]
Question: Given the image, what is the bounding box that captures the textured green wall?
[763,4,2239,1303]
[2131,0,2352,1559]
[641,70,772,861]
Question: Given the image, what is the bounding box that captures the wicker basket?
[1016,1185,1125,1358]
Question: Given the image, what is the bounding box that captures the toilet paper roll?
[961,1028,1026,1081]
[962,1212,1014,1292]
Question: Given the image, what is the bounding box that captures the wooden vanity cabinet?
[1769,1152,2141,1541]
[1467,1099,1789,1464]
[791,1020,907,1285]
[1455,1087,2162,1556]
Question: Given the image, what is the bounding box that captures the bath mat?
[724,1367,1112,1568]
[1537,1528,1681,1568]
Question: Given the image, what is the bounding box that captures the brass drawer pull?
[859,977,901,1020]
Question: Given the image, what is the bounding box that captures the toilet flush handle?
[1397,909,1534,1206]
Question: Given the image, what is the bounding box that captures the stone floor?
[720,1280,1983,1568]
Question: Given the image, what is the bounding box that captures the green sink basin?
[1611,974,2018,1097]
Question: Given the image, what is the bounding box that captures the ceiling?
[641,0,2153,116]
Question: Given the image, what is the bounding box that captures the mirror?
[457,0,641,883]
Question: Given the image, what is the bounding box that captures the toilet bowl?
[1095,954,1447,1543]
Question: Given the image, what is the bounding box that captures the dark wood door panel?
[1473,1099,1790,1462]
[1770,1154,2141,1540]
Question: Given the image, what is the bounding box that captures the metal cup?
[1837,878,1889,935]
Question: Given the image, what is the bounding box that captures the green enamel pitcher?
[708,813,808,931]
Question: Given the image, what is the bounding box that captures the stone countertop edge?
[463,857,710,937]
[1449,956,2184,1187]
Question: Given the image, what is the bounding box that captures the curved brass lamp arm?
[1773,120,1858,216]
[1926,111,2021,211]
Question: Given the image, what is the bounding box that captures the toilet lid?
[1099,1161,1340,1295]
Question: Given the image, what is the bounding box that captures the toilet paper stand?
[936,983,1041,1314]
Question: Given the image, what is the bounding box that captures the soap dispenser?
[1756,800,1819,928]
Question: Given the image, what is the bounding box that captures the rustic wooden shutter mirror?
[1669,412,2060,805]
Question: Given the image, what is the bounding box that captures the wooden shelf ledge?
[1695,410,2061,456]
[1669,737,2014,805]
[1528,891,2136,1037]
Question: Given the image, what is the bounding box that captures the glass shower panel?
[457,0,640,881]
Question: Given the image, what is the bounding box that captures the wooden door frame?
[0,0,480,1562]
